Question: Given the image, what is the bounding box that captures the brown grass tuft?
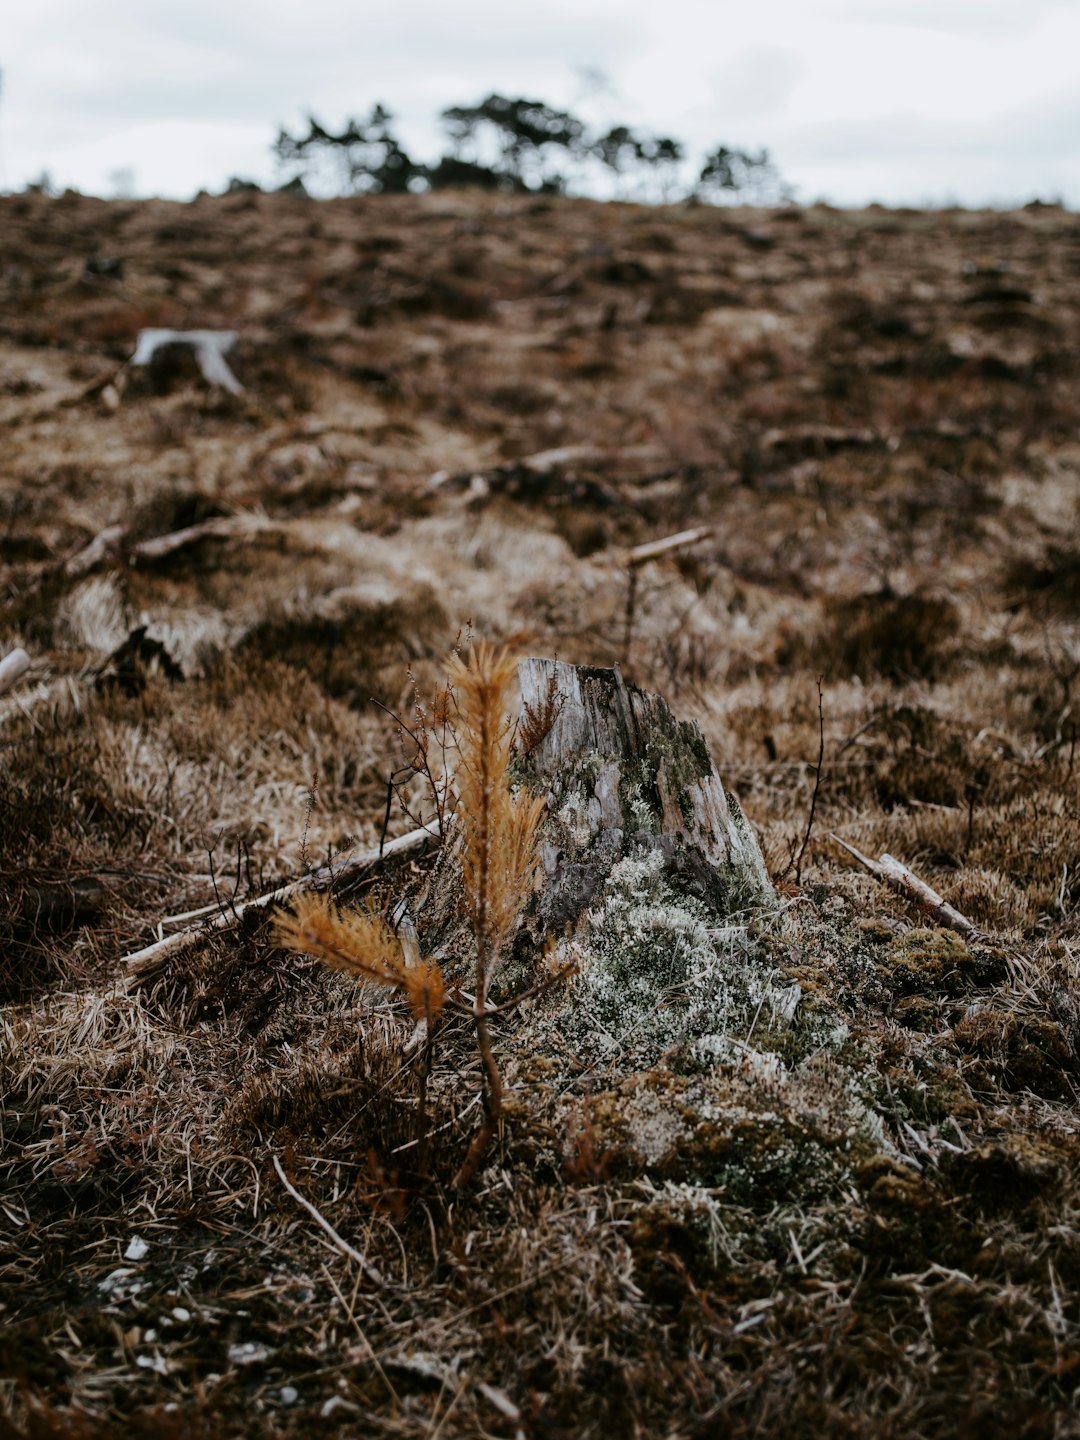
[810,591,961,682]
[4,192,1080,1439]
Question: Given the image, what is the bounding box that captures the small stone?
[279,1386,299,1405]
[124,1236,149,1261]
[136,1354,171,1375]
[227,1341,272,1367]
[99,1266,135,1294]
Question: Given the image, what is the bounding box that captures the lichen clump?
[511,843,892,1212]
[536,848,845,1078]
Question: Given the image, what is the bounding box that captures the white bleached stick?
[0,648,31,697]
[831,834,978,936]
[121,821,440,977]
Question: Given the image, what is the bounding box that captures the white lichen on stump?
[517,658,773,941]
[496,662,889,1200]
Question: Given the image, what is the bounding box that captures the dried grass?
[2,192,1080,1437]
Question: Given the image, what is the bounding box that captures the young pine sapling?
[275,642,548,1188]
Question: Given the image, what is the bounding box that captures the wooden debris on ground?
[65,523,125,577]
[121,821,441,981]
[0,648,31,697]
[129,328,245,395]
[626,526,713,568]
[131,512,281,563]
[831,834,979,936]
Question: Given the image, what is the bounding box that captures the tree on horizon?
[273,94,792,205]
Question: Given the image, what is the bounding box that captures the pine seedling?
[276,642,547,1189]
[448,642,547,1187]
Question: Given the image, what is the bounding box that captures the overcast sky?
[3,0,1078,207]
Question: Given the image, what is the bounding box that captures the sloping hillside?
[1,190,1078,1437]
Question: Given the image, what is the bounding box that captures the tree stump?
[412,659,772,990]
[413,663,882,1194]
[127,329,244,395]
[517,658,773,938]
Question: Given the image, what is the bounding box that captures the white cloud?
[828,0,1075,37]
[781,85,1080,204]
[706,46,805,121]
[0,0,1076,205]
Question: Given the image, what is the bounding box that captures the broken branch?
[626,525,713,568]
[830,834,978,936]
[0,648,31,698]
[65,524,125,578]
[131,513,280,563]
[120,821,440,979]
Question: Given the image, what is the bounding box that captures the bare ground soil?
[1,189,1079,1437]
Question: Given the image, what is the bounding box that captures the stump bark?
[409,658,772,999]
[516,659,773,938]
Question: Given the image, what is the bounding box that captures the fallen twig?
[626,526,713,568]
[272,1155,389,1288]
[0,648,31,697]
[120,821,440,978]
[830,834,978,936]
[131,512,281,563]
[65,524,126,578]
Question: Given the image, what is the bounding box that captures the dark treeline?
[265,94,790,204]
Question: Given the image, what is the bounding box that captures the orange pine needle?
[448,643,546,986]
[274,892,445,1021]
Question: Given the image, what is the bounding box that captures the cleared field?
[1,190,1078,1437]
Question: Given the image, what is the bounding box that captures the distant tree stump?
[126,329,244,395]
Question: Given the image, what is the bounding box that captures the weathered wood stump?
[497,665,885,1194]
[127,328,244,395]
[517,659,773,938]
[413,660,772,985]
[500,660,784,1084]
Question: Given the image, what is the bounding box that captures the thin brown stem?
[414,1002,436,1176]
[476,1008,503,1128]
[794,677,825,887]
[474,963,577,1017]
[451,958,503,1189]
